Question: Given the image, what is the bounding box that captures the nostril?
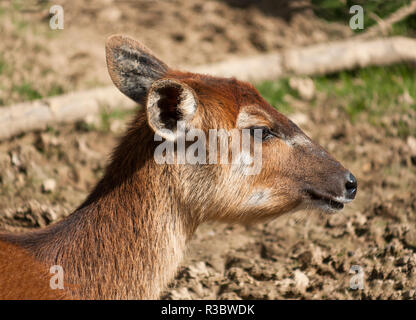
[346,173,357,189]
[345,172,357,199]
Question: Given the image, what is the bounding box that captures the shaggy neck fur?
[1,113,194,299]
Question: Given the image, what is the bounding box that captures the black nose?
[345,172,357,199]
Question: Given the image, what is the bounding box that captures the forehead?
[170,71,262,106]
[169,72,299,134]
[193,76,264,106]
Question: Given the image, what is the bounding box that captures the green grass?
[312,0,416,36]
[47,85,64,97]
[13,82,42,101]
[77,107,135,132]
[313,64,416,120]
[0,56,5,75]
[9,82,64,104]
[100,108,135,131]
[11,0,22,11]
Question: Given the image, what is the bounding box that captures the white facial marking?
[283,134,311,147]
[236,110,255,128]
[236,107,272,129]
[334,196,353,204]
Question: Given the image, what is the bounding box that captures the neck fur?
[2,113,194,299]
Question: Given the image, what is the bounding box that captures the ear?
[105,34,169,103]
[146,79,198,141]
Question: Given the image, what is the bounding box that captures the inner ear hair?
[157,86,184,130]
[146,79,197,141]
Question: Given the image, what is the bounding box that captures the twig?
[355,0,416,40]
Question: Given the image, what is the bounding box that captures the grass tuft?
[13,82,42,101]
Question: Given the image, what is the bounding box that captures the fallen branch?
[282,36,416,76]
[1,36,416,141]
[195,36,416,79]
[0,87,136,141]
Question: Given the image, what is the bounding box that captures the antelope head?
[105,35,357,225]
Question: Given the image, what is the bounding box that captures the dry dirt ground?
[0,0,350,106]
[0,0,415,300]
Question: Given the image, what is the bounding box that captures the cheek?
[254,141,294,186]
[204,141,302,218]
[240,143,303,211]
[239,185,302,221]
[264,140,293,168]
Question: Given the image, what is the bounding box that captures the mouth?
[305,189,351,212]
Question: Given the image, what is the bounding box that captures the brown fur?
[0,241,73,299]
[0,36,354,299]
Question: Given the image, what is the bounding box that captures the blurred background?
[0,0,415,299]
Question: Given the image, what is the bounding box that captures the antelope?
[0,35,357,300]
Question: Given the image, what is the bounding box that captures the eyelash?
[248,126,277,141]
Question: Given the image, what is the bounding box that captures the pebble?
[289,113,309,127]
[188,261,209,278]
[41,179,56,193]
[10,152,21,167]
[110,119,126,134]
[294,270,309,291]
[407,136,416,155]
[42,207,58,223]
[326,214,346,228]
[169,287,192,300]
[289,77,316,101]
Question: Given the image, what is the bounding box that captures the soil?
[1,0,415,300]
[0,0,350,105]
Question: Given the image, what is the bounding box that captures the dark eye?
[249,126,276,141]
